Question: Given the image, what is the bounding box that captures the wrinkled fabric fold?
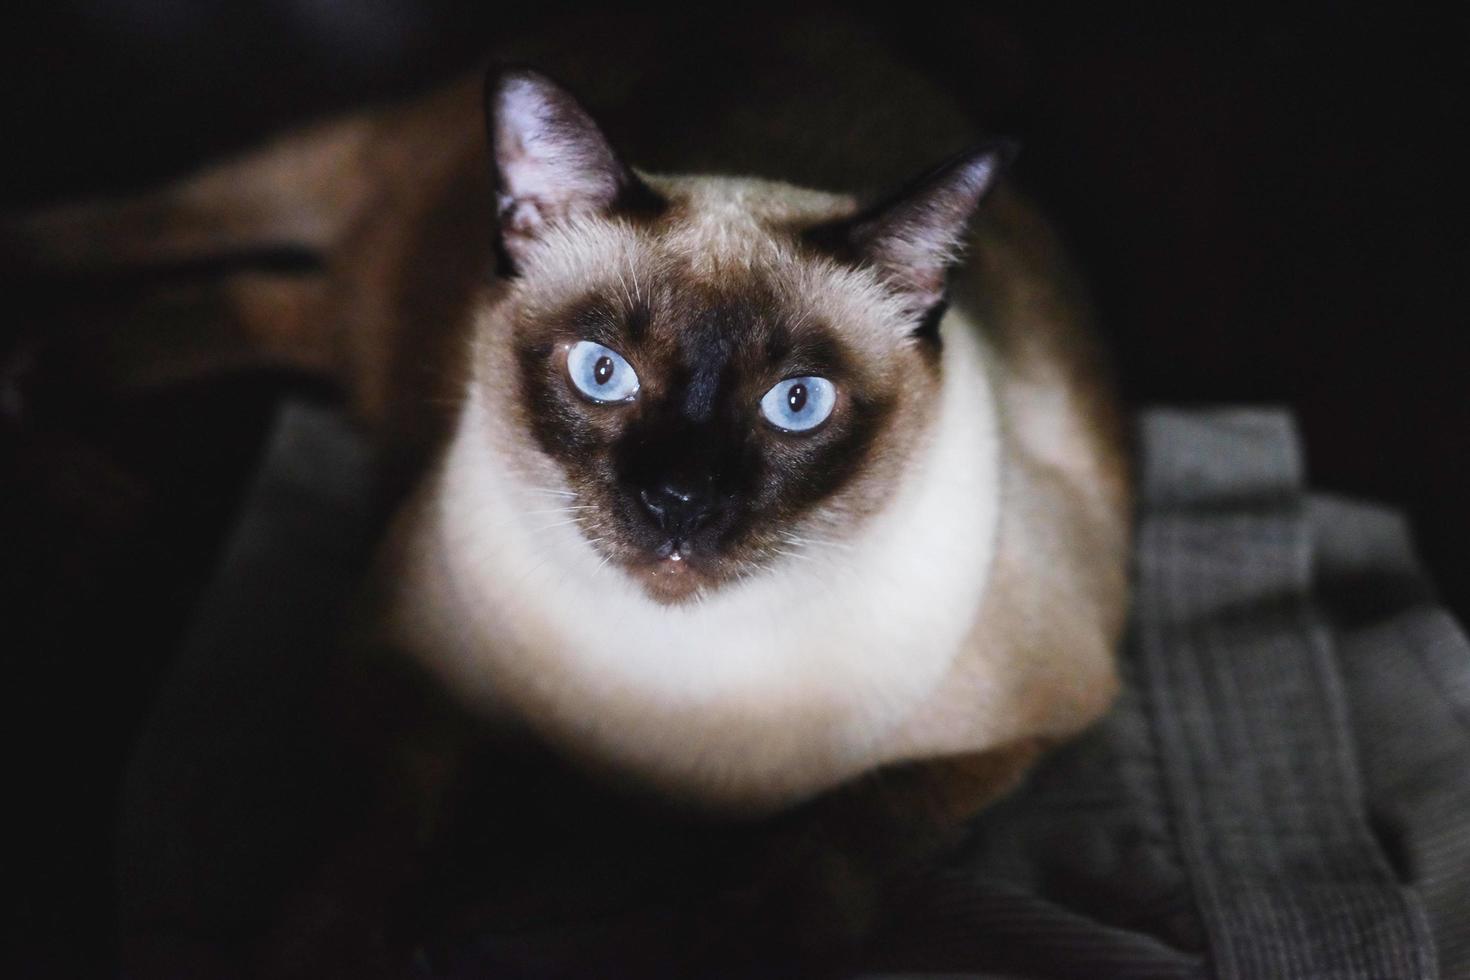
[868,409,1462,979]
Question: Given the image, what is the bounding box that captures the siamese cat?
[12,17,1129,972]
[378,69,1129,817]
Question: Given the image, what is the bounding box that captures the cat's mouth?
[627,541,723,604]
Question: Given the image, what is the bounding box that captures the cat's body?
[361,58,1128,812]
[380,165,1127,811]
[12,14,1129,972]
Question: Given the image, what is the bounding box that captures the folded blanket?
[121,405,1470,978]
[866,409,1468,979]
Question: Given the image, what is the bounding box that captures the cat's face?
[500,196,918,603]
[477,70,1007,603]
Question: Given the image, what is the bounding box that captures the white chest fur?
[388,320,1004,809]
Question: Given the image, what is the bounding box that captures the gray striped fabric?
[1312,496,1470,979]
[1132,412,1436,979]
[866,409,1467,979]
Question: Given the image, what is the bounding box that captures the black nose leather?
[638,482,714,538]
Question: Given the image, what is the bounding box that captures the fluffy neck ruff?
[391,319,1002,810]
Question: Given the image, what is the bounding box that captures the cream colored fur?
[382,175,1127,812]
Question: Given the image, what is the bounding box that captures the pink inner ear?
[499,195,546,238]
[852,150,1004,314]
[493,75,623,242]
[870,220,960,307]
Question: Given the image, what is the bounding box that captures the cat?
[325,66,1130,974]
[376,68,1128,814]
[10,14,1129,974]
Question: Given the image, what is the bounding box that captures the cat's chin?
[625,551,727,605]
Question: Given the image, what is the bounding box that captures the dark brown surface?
[3,5,1465,975]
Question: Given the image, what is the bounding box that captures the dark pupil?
[594,355,615,386]
[787,383,808,413]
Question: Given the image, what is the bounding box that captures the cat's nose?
[638,481,714,539]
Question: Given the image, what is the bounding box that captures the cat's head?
[472,69,1009,604]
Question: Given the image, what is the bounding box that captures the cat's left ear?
[484,68,664,273]
[806,142,1016,335]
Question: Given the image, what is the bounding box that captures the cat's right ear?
[804,142,1015,340]
[484,68,664,274]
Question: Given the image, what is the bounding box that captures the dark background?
[3,4,1465,975]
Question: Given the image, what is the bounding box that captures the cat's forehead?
[508,176,917,358]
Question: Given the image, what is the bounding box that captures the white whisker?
[614,268,635,310]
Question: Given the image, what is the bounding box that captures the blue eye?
[567,341,639,403]
[760,376,836,433]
